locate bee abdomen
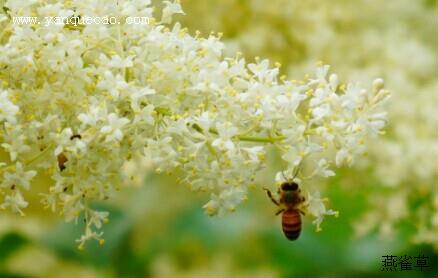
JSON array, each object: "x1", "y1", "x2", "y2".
[{"x1": 282, "y1": 209, "x2": 301, "y2": 241}]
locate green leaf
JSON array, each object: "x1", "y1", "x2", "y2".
[{"x1": 0, "y1": 232, "x2": 29, "y2": 262}]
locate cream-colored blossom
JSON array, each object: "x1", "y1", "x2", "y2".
[
  {"x1": 0, "y1": 90, "x2": 19, "y2": 124},
  {"x1": 0, "y1": 0, "x2": 388, "y2": 246}
]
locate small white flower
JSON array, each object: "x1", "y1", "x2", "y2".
[
  {"x1": 130, "y1": 87, "x2": 156, "y2": 112},
  {"x1": 248, "y1": 59, "x2": 278, "y2": 82},
  {"x1": 203, "y1": 187, "x2": 247, "y2": 216},
  {"x1": 161, "y1": 0, "x2": 185, "y2": 24},
  {"x1": 0, "y1": 90, "x2": 19, "y2": 124},
  {"x1": 212, "y1": 122, "x2": 239, "y2": 151},
  {"x1": 88, "y1": 210, "x2": 109, "y2": 229},
  {"x1": 76, "y1": 226, "x2": 104, "y2": 250},
  {"x1": 78, "y1": 106, "x2": 103, "y2": 127},
  {"x1": 97, "y1": 71, "x2": 129, "y2": 99},
  {"x1": 59, "y1": 193, "x2": 84, "y2": 223},
  {"x1": 136, "y1": 104, "x2": 155, "y2": 125},
  {"x1": 1, "y1": 124, "x2": 31, "y2": 161},
  {"x1": 100, "y1": 113, "x2": 130, "y2": 142},
  {"x1": 1, "y1": 190, "x2": 28, "y2": 216},
  {"x1": 312, "y1": 103, "x2": 331, "y2": 122},
  {"x1": 100, "y1": 54, "x2": 134, "y2": 69},
  {"x1": 307, "y1": 191, "x2": 338, "y2": 232},
  {"x1": 314, "y1": 159, "x2": 335, "y2": 177},
  {"x1": 2, "y1": 162, "x2": 36, "y2": 190},
  {"x1": 276, "y1": 93, "x2": 306, "y2": 112},
  {"x1": 243, "y1": 146, "x2": 265, "y2": 164},
  {"x1": 340, "y1": 83, "x2": 366, "y2": 110}
]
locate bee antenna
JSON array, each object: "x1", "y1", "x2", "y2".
[
  {"x1": 281, "y1": 171, "x2": 288, "y2": 182},
  {"x1": 292, "y1": 162, "x2": 302, "y2": 180}
]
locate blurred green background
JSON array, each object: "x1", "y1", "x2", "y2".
[{"x1": 1, "y1": 0, "x2": 438, "y2": 277}]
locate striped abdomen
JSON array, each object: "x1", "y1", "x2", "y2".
[{"x1": 282, "y1": 209, "x2": 301, "y2": 240}]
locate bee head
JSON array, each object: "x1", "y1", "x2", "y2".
[{"x1": 281, "y1": 182, "x2": 299, "y2": 191}]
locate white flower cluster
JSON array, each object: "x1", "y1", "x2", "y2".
[
  {"x1": 0, "y1": 0, "x2": 388, "y2": 246},
  {"x1": 181, "y1": 0, "x2": 437, "y2": 246}
]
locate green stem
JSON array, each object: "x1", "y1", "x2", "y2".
[
  {"x1": 0, "y1": 144, "x2": 53, "y2": 175},
  {"x1": 26, "y1": 144, "x2": 53, "y2": 166},
  {"x1": 191, "y1": 124, "x2": 286, "y2": 143},
  {"x1": 236, "y1": 134, "x2": 286, "y2": 143}
]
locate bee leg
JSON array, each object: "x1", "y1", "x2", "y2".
[
  {"x1": 275, "y1": 208, "x2": 285, "y2": 216},
  {"x1": 263, "y1": 187, "x2": 280, "y2": 206},
  {"x1": 299, "y1": 209, "x2": 306, "y2": 216}
]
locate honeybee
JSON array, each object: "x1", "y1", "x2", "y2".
[{"x1": 264, "y1": 172, "x2": 306, "y2": 241}]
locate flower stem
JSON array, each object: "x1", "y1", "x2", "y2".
[
  {"x1": 191, "y1": 124, "x2": 286, "y2": 143},
  {"x1": 0, "y1": 144, "x2": 53, "y2": 175},
  {"x1": 235, "y1": 134, "x2": 286, "y2": 143}
]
